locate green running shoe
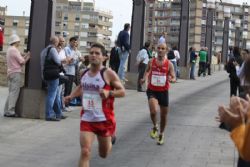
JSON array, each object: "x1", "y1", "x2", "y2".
[
  {"x1": 150, "y1": 126, "x2": 158, "y2": 139},
  {"x1": 157, "y1": 134, "x2": 164, "y2": 145}
]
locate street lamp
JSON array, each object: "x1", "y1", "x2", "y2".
[
  {"x1": 205, "y1": 0, "x2": 215, "y2": 75},
  {"x1": 221, "y1": 7, "x2": 230, "y2": 64},
  {"x1": 235, "y1": 19, "x2": 241, "y2": 47},
  {"x1": 243, "y1": 31, "x2": 248, "y2": 49}
]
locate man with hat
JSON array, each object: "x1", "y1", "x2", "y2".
[{"x1": 4, "y1": 34, "x2": 30, "y2": 117}]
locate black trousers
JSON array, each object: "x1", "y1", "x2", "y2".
[
  {"x1": 64, "y1": 75, "x2": 75, "y2": 107},
  {"x1": 137, "y1": 63, "x2": 147, "y2": 91},
  {"x1": 238, "y1": 157, "x2": 250, "y2": 167},
  {"x1": 198, "y1": 62, "x2": 206, "y2": 76},
  {"x1": 230, "y1": 78, "x2": 241, "y2": 96}
]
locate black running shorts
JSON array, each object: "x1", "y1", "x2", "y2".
[{"x1": 146, "y1": 89, "x2": 169, "y2": 107}]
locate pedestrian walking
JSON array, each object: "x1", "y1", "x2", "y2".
[
  {"x1": 4, "y1": 34, "x2": 30, "y2": 117},
  {"x1": 64, "y1": 43, "x2": 125, "y2": 167},
  {"x1": 117, "y1": 23, "x2": 130, "y2": 84},
  {"x1": 168, "y1": 46, "x2": 180, "y2": 80},
  {"x1": 136, "y1": 41, "x2": 150, "y2": 92},
  {"x1": 141, "y1": 42, "x2": 176, "y2": 145}
]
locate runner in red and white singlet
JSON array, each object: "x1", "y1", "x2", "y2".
[
  {"x1": 141, "y1": 42, "x2": 175, "y2": 145},
  {"x1": 64, "y1": 43, "x2": 125, "y2": 167}
]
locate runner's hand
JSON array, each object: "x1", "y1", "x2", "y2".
[
  {"x1": 64, "y1": 96, "x2": 72, "y2": 105},
  {"x1": 140, "y1": 78, "x2": 145, "y2": 85},
  {"x1": 99, "y1": 89, "x2": 109, "y2": 99}
]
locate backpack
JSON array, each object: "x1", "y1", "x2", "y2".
[{"x1": 167, "y1": 50, "x2": 175, "y2": 60}]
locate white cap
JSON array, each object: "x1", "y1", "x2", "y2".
[{"x1": 9, "y1": 34, "x2": 21, "y2": 45}]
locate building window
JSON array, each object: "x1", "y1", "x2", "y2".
[
  {"x1": 25, "y1": 29, "x2": 29, "y2": 36},
  {"x1": 13, "y1": 19, "x2": 18, "y2": 27},
  {"x1": 55, "y1": 31, "x2": 61, "y2": 35},
  {"x1": 75, "y1": 17, "x2": 80, "y2": 21},
  {"x1": 56, "y1": 21, "x2": 61, "y2": 27},
  {"x1": 24, "y1": 38, "x2": 28, "y2": 44},
  {"x1": 64, "y1": 16, "x2": 68, "y2": 20}
]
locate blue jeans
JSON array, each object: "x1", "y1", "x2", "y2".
[
  {"x1": 170, "y1": 60, "x2": 177, "y2": 78},
  {"x1": 46, "y1": 79, "x2": 62, "y2": 119},
  {"x1": 118, "y1": 48, "x2": 129, "y2": 80},
  {"x1": 190, "y1": 62, "x2": 196, "y2": 79}
]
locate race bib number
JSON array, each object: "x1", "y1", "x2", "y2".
[
  {"x1": 82, "y1": 93, "x2": 103, "y2": 115},
  {"x1": 151, "y1": 75, "x2": 166, "y2": 86}
]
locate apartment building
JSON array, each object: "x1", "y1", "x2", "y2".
[
  {"x1": 3, "y1": 14, "x2": 29, "y2": 52},
  {"x1": 55, "y1": 0, "x2": 113, "y2": 54},
  {"x1": 145, "y1": 0, "x2": 250, "y2": 52}
]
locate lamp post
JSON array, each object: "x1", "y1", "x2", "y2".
[
  {"x1": 242, "y1": 31, "x2": 248, "y2": 49},
  {"x1": 235, "y1": 19, "x2": 241, "y2": 48},
  {"x1": 178, "y1": 0, "x2": 190, "y2": 79},
  {"x1": 205, "y1": 0, "x2": 215, "y2": 75},
  {"x1": 221, "y1": 7, "x2": 230, "y2": 64}
]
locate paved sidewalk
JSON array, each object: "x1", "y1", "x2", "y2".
[{"x1": 0, "y1": 71, "x2": 237, "y2": 167}]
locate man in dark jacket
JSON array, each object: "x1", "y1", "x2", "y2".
[
  {"x1": 109, "y1": 41, "x2": 120, "y2": 73},
  {"x1": 117, "y1": 23, "x2": 130, "y2": 83}
]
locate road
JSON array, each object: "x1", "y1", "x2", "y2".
[{"x1": 0, "y1": 71, "x2": 237, "y2": 167}]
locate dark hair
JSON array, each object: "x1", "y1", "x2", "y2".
[
  {"x1": 172, "y1": 46, "x2": 178, "y2": 50},
  {"x1": 233, "y1": 46, "x2": 241, "y2": 57},
  {"x1": 90, "y1": 43, "x2": 106, "y2": 55},
  {"x1": 144, "y1": 41, "x2": 150, "y2": 48},
  {"x1": 124, "y1": 23, "x2": 130, "y2": 31},
  {"x1": 69, "y1": 36, "x2": 78, "y2": 42}
]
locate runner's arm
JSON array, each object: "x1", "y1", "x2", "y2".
[
  {"x1": 168, "y1": 61, "x2": 176, "y2": 82},
  {"x1": 64, "y1": 85, "x2": 82, "y2": 104},
  {"x1": 109, "y1": 69, "x2": 125, "y2": 98},
  {"x1": 141, "y1": 59, "x2": 152, "y2": 83},
  {"x1": 100, "y1": 69, "x2": 125, "y2": 99}
]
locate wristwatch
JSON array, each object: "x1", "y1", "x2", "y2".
[{"x1": 109, "y1": 90, "x2": 114, "y2": 97}]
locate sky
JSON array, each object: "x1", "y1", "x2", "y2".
[{"x1": 0, "y1": 0, "x2": 248, "y2": 40}]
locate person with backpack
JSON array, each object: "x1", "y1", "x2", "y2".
[
  {"x1": 40, "y1": 36, "x2": 66, "y2": 121},
  {"x1": 136, "y1": 41, "x2": 151, "y2": 92},
  {"x1": 168, "y1": 46, "x2": 180, "y2": 80}
]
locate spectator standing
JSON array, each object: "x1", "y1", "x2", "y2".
[
  {"x1": 40, "y1": 36, "x2": 65, "y2": 121},
  {"x1": 4, "y1": 34, "x2": 30, "y2": 117},
  {"x1": 198, "y1": 47, "x2": 208, "y2": 77},
  {"x1": 158, "y1": 32, "x2": 167, "y2": 45},
  {"x1": 189, "y1": 46, "x2": 197, "y2": 80},
  {"x1": 226, "y1": 46, "x2": 243, "y2": 96},
  {"x1": 136, "y1": 41, "x2": 150, "y2": 92},
  {"x1": 109, "y1": 41, "x2": 120, "y2": 73},
  {"x1": 64, "y1": 36, "x2": 79, "y2": 110},
  {"x1": 117, "y1": 23, "x2": 131, "y2": 84}
]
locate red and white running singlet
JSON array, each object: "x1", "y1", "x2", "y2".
[
  {"x1": 148, "y1": 58, "x2": 170, "y2": 91},
  {"x1": 80, "y1": 69, "x2": 115, "y2": 122}
]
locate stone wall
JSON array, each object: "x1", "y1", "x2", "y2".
[
  {"x1": 0, "y1": 52, "x2": 25, "y2": 87},
  {"x1": 0, "y1": 53, "x2": 7, "y2": 86}
]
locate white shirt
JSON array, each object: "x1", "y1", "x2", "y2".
[
  {"x1": 137, "y1": 49, "x2": 149, "y2": 65},
  {"x1": 158, "y1": 36, "x2": 166, "y2": 45},
  {"x1": 171, "y1": 50, "x2": 180, "y2": 62}
]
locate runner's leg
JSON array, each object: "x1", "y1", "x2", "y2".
[
  {"x1": 79, "y1": 131, "x2": 95, "y2": 167},
  {"x1": 148, "y1": 98, "x2": 159, "y2": 127},
  {"x1": 97, "y1": 136, "x2": 112, "y2": 158},
  {"x1": 159, "y1": 106, "x2": 169, "y2": 134}
]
